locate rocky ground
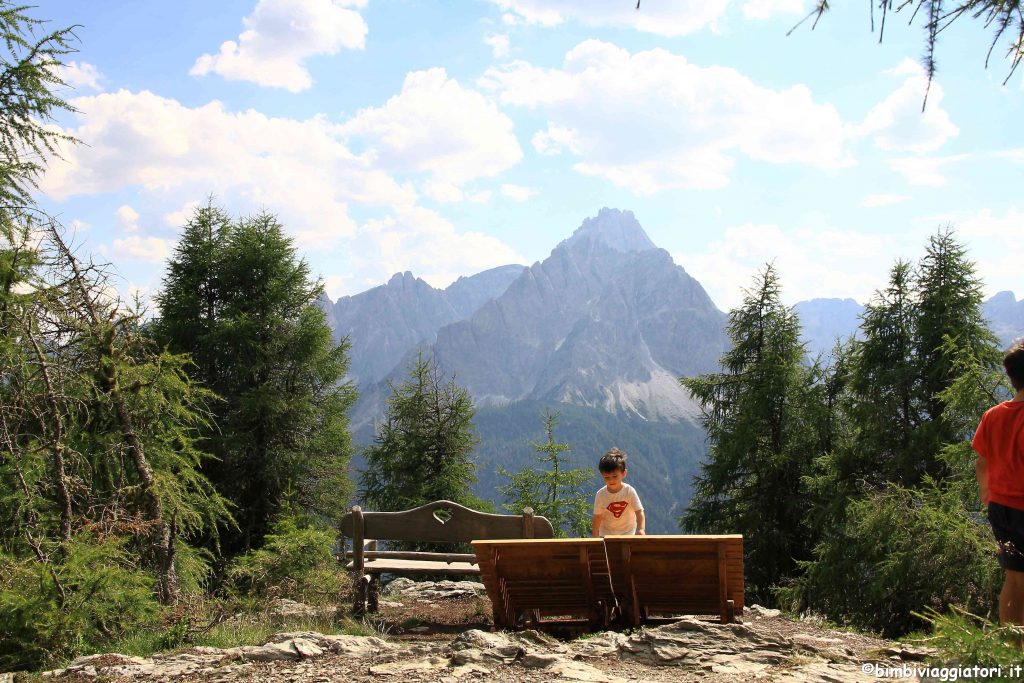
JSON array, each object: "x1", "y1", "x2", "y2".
[{"x1": 16, "y1": 580, "x2": 937, "y2": 683}]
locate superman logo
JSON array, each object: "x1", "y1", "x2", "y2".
[{"x1": 606, "y1": 501, "x2": 628, "y2": 518}]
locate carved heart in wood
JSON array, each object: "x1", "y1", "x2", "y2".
[{"x1": 433, "y1": 507, "x2": 453, "y2": 524}]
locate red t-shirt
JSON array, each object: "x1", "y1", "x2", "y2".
[{"x1": 973, "y1": 400, "x2": 1024, "y2": 511}]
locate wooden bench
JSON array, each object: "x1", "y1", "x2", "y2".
[
  {"x1": 473, "y1": 538, "x2": 617, "y2": 630},
  {"x1": 604, "y1": 534, "x2": 744, "y2": 626},
  {"x1": 339, "y1": 500, "x2": 554, "y2": 613}
]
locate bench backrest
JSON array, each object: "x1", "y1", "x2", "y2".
[
  {"x1": 340, "y1": 499, "x2": 555, "y2": 545},
  {"x1": 604, "y1": 534, "x2": 744, "y2": 623}
]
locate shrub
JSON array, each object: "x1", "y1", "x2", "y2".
[
  {"x1": 781, "y1": 482, "x2": 1001, "y2": 637},
  {"x1": 225, "y1": 514, "x2": 349, "y2": 606},
  {"x1": 0, "y1": 535, "x2": 162, "y2": 672}
]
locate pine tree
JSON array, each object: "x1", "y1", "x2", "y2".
[
  {"x1": 789, "y1": 230, "x2": 1005, "y2": 634},
  {"x1": 153, "y1": 207, "x2": 356, "y2": 553},
  {"x1": 498, "y1": 410, "x2": 592, "y2": 537},
  {"x1": 360, "y1": 353, "x2": 484, "y2": 513},
  {"x1": 679, "y1": 265, "x2": 815, "y2": 601}
]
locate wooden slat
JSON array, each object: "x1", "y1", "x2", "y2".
[
  {"x1": 604, "y1": 535, "x2": 744, "y2": 625},
  {"x1": 350, "y1": 558, "x2": 480, "y2": 575},
  {"x1": 472, "y1": 538, "x2": 614, "y2": 629}
]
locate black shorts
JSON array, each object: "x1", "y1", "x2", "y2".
[{"x1": 988, "y1": 501, "x2": 1024, "y2": 572}]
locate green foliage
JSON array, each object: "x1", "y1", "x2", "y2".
[
  {"x1": 0, "y1": 2, "x2": 78, "y2": 210},
  {"x1": 498, "y1": 410, "x2": 592, "y2": 537},
  {"x1": 225, "y1": 512, "x2": 348, "y2": 605},
  {"x1": 0, "y1": 535, "x2": 162, "y2": 672},
  {"x1": 794, "y1": 231, "x2": 1006, "y2": 635},
  {"x1": 782, "y1": 482, "x2": 1001, "y2": 637},
  {"x1": 680, "y1": 264, "x2": 818, "y2": 602},
  {"x1": 361, "y1": 353, "x2": 485, "y2": 513},
  {"x1": 919, "y1": 607, "x2": 1024, "y2": 674},
  {"x1": 153, "y1": 204, "x2": 357, "y2": 553}
]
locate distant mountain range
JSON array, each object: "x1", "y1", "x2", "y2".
[
  {"x1": 320, "y1": 208, "x2": 1023, "y2": 532},
  {"x1": 321, "y1": 208, "x2": 726, "y2": 532},
  {"x1": 792, "y1": 292, "x2": 1024, "y2": 357}
]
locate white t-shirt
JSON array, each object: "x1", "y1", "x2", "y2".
[{"x1": 593, "y1": 483, "x2": 643, "y2": 536}]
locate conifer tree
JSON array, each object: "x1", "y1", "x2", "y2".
[
  {"x1": 154, "y1": 207, "x2": 356, "y2": 553},
  {"x1": 499, "y1": 410, "x2": 591, "y2": 537},
  {"x1": 679, "y1": 265, "x2": 815, "y2": 601},
  {"x1": 360, "y1": 353, "x2": 484, "y2": 513},
  {"x1": 790, "y1": 230, "x2": 1005, "y2": 634}
]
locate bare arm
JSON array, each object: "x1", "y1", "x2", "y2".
[
  {"x1": 635, "y1": 510, "x2": 646, "y2": 535},
  {"x1": 592, "y1": 514, "x2": 602, "y2": 538}
]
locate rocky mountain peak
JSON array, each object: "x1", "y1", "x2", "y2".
[{"x1": 561, "y1": 207, "x2": 657, "y2": 254}]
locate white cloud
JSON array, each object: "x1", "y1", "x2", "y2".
[
  {"x1": 488, "y1": 0, "x2": 730, "y2": 36},
  {"x1": 69, "y1": 219, "x2": 90, "y2": 233},
  {"x1": 109, "y1": 236, "x2": 172, "y2": 263},
  {"x1": 500, "y1": 184, "x2": 536, "y2": 201},
  {"x1": 481, "y1": 40, "x2": 851, "y2": 193},
  {"x1": 532, "y1": 124, "x2": 581, "y2": 155},
  {"x1": 742, "y1": 0, "x2": 804, "y2": 20},
  {"x1": 40, "y1": 89, "x2": 416, "y2": 249},
  {"x1": 856, "y1": 59, "x2": 958, "y2": 153},
  {"x1": 355, "y1": 206, "x2": 524, "y2": 288},
  {"x1": 889, "y1": 154, "x2": 968, "y2": 186},
  {"x1": 190, "y1": 0, "x2": 367, "y2": 92},
  {"x1": 341, "y1": 67, "x2": 522, "y2": 187},
  {"x1": 860, "y1": 193, "x2": 910, "y2": 208},
  {"x1": 485, "y1": 33, "x2": 510, "y2": 59},
  {"x1": 678, "y1": 222, "x2": 921, "y2": 310},
  {"x1": 996, "y1": 148, "x2": 1024, "y2": 164},
  {"x1": 423, "y1": 180, "x2": 465, "y2": 203},
  {"x1": 56, "y1": 61, "x2": 104, "y2": 91},
  {"x1": 116, "y1": 204, "x2": 140, "y2": 232},
  {"x1": 164, "y1": 200, "x2": 201, "y2": 227}
]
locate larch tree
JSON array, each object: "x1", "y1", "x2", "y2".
[
  {"x1": 499, "y1": 410, "x2": 592, "y2": 537},
  {"x1": 360, "y1": 353, "x2": 484, "y2": 514},
  {"x1": 679, "y1": 264, "x2": 817, "y2": 602}
]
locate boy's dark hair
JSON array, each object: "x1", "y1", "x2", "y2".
[
  {"x1": 1005, "y1": 340, "x2": 1024, "y2": 392},
  {"x1": 599, "y1": 447, "x2": 628, "y2": 473}
]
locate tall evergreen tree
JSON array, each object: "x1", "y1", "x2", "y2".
[
  {"x1": 914, "y1": 229, "x2": 1001, "y2": 479},
  {"x1": 498, "y1": 410, "x2": 592, "y2": 537},
  {"x1": 791, "y1": 230, "x2": 1005, "y2": 634},
  {"x1": 154, "y1": 207, "x2": 356, "y2": 553},
  {"x1": 679, "y1": 265, "x2": 816, "y2": 602},
  {"x1": 360, "y1": 353, "x2": 483, "y2": 513}
]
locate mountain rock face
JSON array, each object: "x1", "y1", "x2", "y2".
[
  {"x1": 794, "y1": 298, "x2": 864, "y2": 357},
  {"x1": 445, "y1": 264, "x2": 528, "y2": 319},
  {"x1": 983, "y1": 291, "x2": 1024, "y2": 347},
  {"x1": 324, "y1": 265, "x2": 524, "y2": 385},
  {"x1": 343, "y1": 209, "x2": 727, "y2": 533},
  {"x1": 417, "y1": 208, "x2": 727, "y2": 423}
]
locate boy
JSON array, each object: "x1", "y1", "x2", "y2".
[
  {"x1": 592, "y1": 447, "x2": 645, "y2": 537},
  {"x1": 974, "y1": 339, "x2": 1024, "y2": 628}
]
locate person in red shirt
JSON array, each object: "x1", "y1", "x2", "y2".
[{"x1": 974, "y1": 340, "x2": 1024, "y2": 627}]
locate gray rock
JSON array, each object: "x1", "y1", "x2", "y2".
[{"x1": 748, "y1": 603, "x2": 782, "y2": 619}]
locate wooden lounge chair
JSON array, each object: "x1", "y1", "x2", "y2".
[
  {"x1": 604, "y1": 534, "x2": 743, "y2": 626},
  {"x1": 472, "y1": 538, "x2": 617, "y2": 630}
]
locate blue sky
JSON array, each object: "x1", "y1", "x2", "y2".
[{"x1": 34, "y1": 0, "x2": 1023, "y2": 310}]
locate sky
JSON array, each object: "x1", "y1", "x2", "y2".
[{"x1": 32, "y1": 0, "x2": 1024, "y2": 311}]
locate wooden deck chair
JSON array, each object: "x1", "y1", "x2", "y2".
[
  {"x1": 472, "y1": 538, "x2": 617, "y2": 630},
  {"x1": 604, "y1": 535, "x2": 743, "y2": 626}
]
